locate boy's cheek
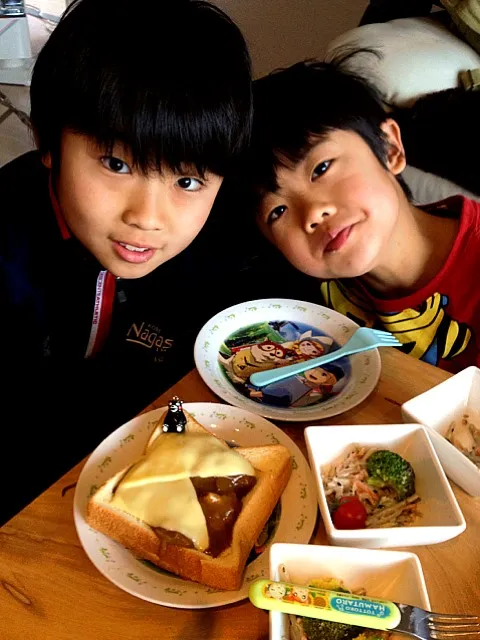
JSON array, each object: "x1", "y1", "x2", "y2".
[{"x1": 256, "y1": 218, "x2": 272, "y2": 240}]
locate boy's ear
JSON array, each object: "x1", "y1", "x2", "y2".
[
  {"x1": 32, "y1": 130, "x2": 51, "y2": 169},
  {"x1": 41, "y1": 152, "x2": 52, "y2": 169},
  {"x1": 380, "y1": 118, "x2": 406, "y2": 175}
]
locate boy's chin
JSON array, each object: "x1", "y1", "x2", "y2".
[
  {"x1": 114, "y1": 267, "x2": 159, "y2": 280},
  {"x1": 106, "y1": 259, "x2": 164, "y2": 280},
  {"x1": 320, "y1": 252, "x2": 379, "y2": 281},
  {"x1": 295, "y1": 260, "x2": 368, "y2": 280}
]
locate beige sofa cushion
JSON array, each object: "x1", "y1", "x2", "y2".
[
  {"x1": 326, "y1": 17, "x2": 480, "y2": 107},
  {"x1": 403, "y1": 165, "x2": 480, "y2": 205}
]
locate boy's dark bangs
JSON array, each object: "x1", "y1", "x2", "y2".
[
  {"x1": 63, "y1": 51, "x2": 249, "y2": 176},
  {"x1": 273, "y1": 129, "x2": 332, "y2": 174},
  {"x1": 30, "y1": 0, "x2": 252, "y2": 177},
  {"x1": 65, "y1": 65, "x2": 247, "y2": 177},
  {"x1": 253, "y1": 134, "x2": 326, "y2": 195}
]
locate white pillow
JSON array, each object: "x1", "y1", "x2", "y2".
[
  {"x1": 325, "y1": 17, "x2": 480, "y2": 107},
  {"x1": 402, "y1": 165, "x2": 480, "y2": 205}
]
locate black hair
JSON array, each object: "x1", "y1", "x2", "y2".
[
  {"x1": 30, "y1": 0, "x2": 252, "y2": 177},
  {"x1": 249, "y1": 55, "x2": 411, "y2": 199}
]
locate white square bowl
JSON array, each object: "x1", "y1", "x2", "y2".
[
  {"x1": 305, "y1": 423, "x2": 466, "y2": 548},
  {"x1": 269, "y1": 542, "x2": 430, "y2": 640},
  {"x1": 402, "y1": 365, "x2": 480, "y2": 496}
]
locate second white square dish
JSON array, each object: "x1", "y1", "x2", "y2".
[{"x1": 402, "y1": 366, "x2": 480, "y2": 496}]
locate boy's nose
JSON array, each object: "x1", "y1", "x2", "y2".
[
  {"x1": 302, "y1": 201, "x2": 336, "y2": 234},
  {"x1": 122, "y1": 184, "x2": 166, "y2": 231}
]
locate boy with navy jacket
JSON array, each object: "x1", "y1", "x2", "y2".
[{"x1": 1, "y1": 0, "x2": 256, "y2": 522}]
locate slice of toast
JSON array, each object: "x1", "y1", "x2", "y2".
[{"x1": 86, "y1": 409, "x2": 292, "y2": 591}]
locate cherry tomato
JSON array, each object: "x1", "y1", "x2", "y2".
[{"x1": 332, "y1": 496, "x2": 367, "y2": 529}]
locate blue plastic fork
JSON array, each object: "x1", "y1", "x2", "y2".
[{"x1": 249, "y1": 327, "x2": 401, "y2": 388}]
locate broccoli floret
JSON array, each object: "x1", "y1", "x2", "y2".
[
  {"x1": 366, "y1": 450, "x2": 415, "y2": 500},
  {"x1": 302, "y1": 618, "x2": 360, "y2": 640}
]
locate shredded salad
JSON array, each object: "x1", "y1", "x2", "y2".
[
  {"x1": 322, "y1": 446, "x2": 421, "y2": 529},
  {"x1": 446, "y1": 413, "x2": 480, "y2": 468}
]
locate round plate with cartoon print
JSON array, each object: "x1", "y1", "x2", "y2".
[
  {"x1": 74, "y1": 403, "x2": 317, "y2": 608},
  {"x1": 194, "y1": 299, "x2": 381, "y2": 421}
]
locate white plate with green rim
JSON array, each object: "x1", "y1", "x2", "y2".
[
  {"x1": 194, "y1": 299, "x2": 381, "y2": 422},
  {"x1": 74, "y1": 402, "x2": 317, "y2": 608}
]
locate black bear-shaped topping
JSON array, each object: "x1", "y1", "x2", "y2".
[{"x1": 162, "y1": 396, "x2": 187, "y2": 433}]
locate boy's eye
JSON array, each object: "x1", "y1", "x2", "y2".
[
  {"x1": 101, "y1": 156, "x2": 131, "y2": 174},
  {"x1": 267, "y1": 205, "x2": 287, "y2": 224},
  {"x1": 176, "y1": 177, "x2": 203, "y2": 192},
  {"x1": 311, "y1": 160, "x2": 331, "y2": 180}
]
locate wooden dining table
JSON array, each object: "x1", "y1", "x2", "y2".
[{"x1": 1, "y1": 348, "x2": 479, "y2": 640}]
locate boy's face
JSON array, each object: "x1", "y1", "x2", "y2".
[
  {"x1": 45, "y1": 133, "x2": 223, "y2": 278},
  {"x1": 257, "y1": 122, "x2": 407, "y2": 281}
]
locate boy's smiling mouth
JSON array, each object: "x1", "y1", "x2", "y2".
[
  {"x1": 113, "y1": 240, "x2": 157, "y2": 264},
  {"x1": 119, "y1": 242, "x2": 149, "y2": 253},
  {"x1": 324, "y1": 224, "x2": 354, "y2": 253}
]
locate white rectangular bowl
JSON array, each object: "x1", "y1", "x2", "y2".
[
  {"x1": 305, "y1": 423, "x2": 465, "y2": 548},
  {"x1": 402, "y1": 365, "x2": 480, "y2": 496},
  {"x1": 269, "y1": 542, "x2": 430, "y2": 640}
]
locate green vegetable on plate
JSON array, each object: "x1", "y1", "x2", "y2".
[{"x1": 366, "y1": 450, "x2": 415, "y2": 501}]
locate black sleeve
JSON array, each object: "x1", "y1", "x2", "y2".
[{"x1": 0, "y1": 154, "x2": 131, "y2": 523}]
